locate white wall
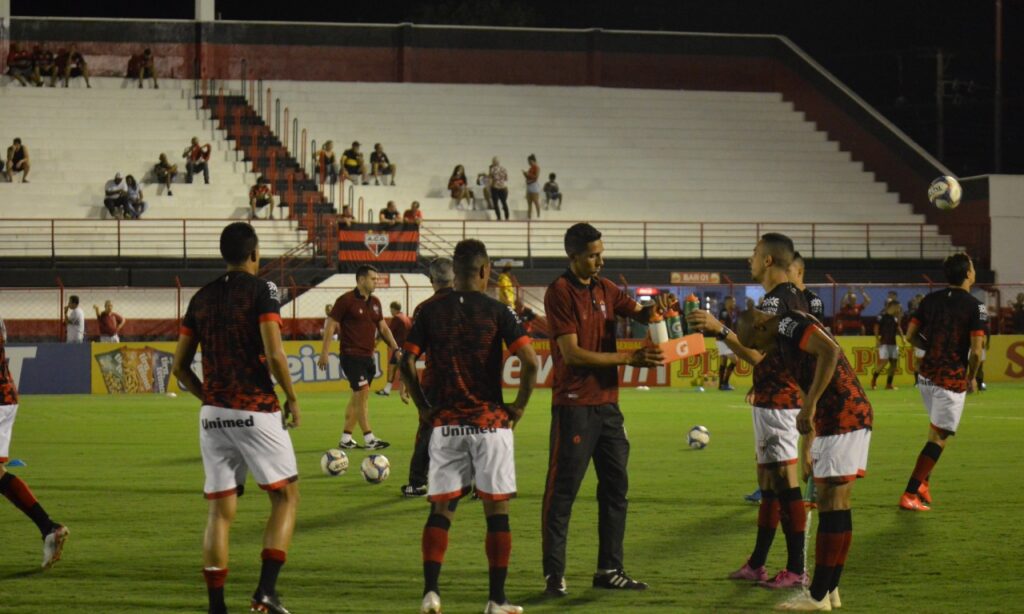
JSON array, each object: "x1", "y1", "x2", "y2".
[{"x1": 988, "y1": 175, "x2": 1024, "y2": 283}]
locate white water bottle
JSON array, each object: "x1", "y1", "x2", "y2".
[{"x1": 648, "y1": 311, "x2": 669, "y2": 344}]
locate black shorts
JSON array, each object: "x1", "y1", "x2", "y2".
[
  {"x1": 388, "y1": 348, "x2": 401, "y2": 365},
  {"x1": 340, "y1": 355, "x2": 375, "y2": 391},
  {"x1": 376, "y1": 165, "x2": 393, "y2": 175}
]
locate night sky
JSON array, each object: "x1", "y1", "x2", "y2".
[{"x1": 12, "y1": 0, "x2": 1023, "y2": 175}]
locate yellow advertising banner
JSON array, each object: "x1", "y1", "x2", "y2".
[{"x1": 669, "y1": 335, "x2": 1024, "y2": 388}]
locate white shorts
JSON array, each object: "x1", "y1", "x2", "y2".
[
  {"x1": 878, "y1": 345, "x2": 898, "y2": 360},
  {"x1": 918, "y1": 377, "x2": 966, "y2": 434},
  {"x1": 811, "y1": 428, "x2": 871, "y2": 483},
  {"x1": 526, "y1": 182, "x2": 541, "y2": 195},
  {"x1": 100, "y1": 335, "x2": 120, "y2": 343},
  {"x1": 716, "y1": 340, "x2": 735, "y2": 357},
  {"x1": 0, "y1": 404, "x2": 17, "y2": 463},
  {"x1": 752, "y1": 407, "x2": 800, "y2": 467},
  {"x1": 427, "y1": 425, "x2": 516, "y2": 502},
  {"x1": 199, "y1": 405, "x2": 298, "y2": 499}
]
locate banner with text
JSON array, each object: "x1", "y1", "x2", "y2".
[{"x1": 338, "y1": 223, "x2": 419, "y2": 263}]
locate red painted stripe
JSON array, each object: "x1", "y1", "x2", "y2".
[
  {"x1": 259, "y1": 313, "x2": 282, "y2": 326},
  {"x1": 403, "y1": 342, "x2": 422, "y2": 357},
  {"x1": 540, "y1": 410, "x2": 561, "y2": 551}
]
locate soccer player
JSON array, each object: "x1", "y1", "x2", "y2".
[
  {"x1": 400, "y1": 257, "x2": 454, "y2": 498},
  {"x1": 0, "y1": 318, "x2": 69, "y2": 568},
  {"x1": 717, "y1": 295, "x2": 738, "y2": 391},
  {"x1": 171, "y1": 222, "x2": 300, "y2": 614},
  {"x1": 376, "y1": 301, "x2": 412, "y2": 398},
  {"x1": 735, "y1": 308, "x2": 872, "y2": 611},
  {"x1": 399, "y1": 240, "x2": 538, "y2": 614},
  {"x1": 688, "y1": 233, "x2": 810, "y2": 589},
  {"x1": 93, "y1": 300, "x2": 127, "y2": 343},
  {"x1": 790, "y1": 252, "x2": 825, "y2": 322},
  {"x1": 899, "y1": 253, "x2": 987, "y2": 512},
  {"x1": 870, "y1": 301, "x2": 905, "y2": 390},
  {"x1": 318, "y1": 265, "x2": 400, "y2": 450},
  {"x1": 64, "y1": 295, "x2": 84, "y2": 343},
  {"x1": 541, "y1": 222, "x2": 670, "y2": 596}
]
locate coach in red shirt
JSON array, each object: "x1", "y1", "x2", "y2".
[
  {"x1": 541, "y1": 222, "x2": 671, "y2": 596},
  {"x1": 318, "y1": 265, "x2": 400, "y2": 451},
  {"x1": 93, "y1": 300, "x2": 126, "y2": 342}
]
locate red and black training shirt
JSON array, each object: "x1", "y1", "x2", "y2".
[
  {"x1": 329, "y1": 289, "x2": 383, "y2": 357},
  {"x1": 753, "y1": 282, "x2": 808, "y2": 409},
  {"x1": 911, "y1": 287, "x2": 988, "y2": 393}
]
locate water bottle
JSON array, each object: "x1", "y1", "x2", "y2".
[
  {"x1": 682, "y1": 294, "x2": 700, "y2": 334},
  {"x1": 665, "y1": 306, "x2": 683, "y2": 339},
  {"x1": 648, "y1": 310, "x2": 669, "y2": 344}
]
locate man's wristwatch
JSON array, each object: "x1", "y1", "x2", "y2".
[{"x1": 716, "y1": 326, "x2": 732, "y2": 341}]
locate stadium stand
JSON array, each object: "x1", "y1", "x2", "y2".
[{"x1": 0, "y1": 77, "x2": 309, "y2": 257}]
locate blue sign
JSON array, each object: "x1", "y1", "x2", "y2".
[{"x1": 7, "y1": 343, "x2": 92, "y2": 394}]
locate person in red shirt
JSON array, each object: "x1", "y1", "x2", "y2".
[
  {"x1": 541, "y1": 222, "x2": 669, "y2": 596},
  {"x1": 835, "y1": 289, "x2": 871, "y2": 335},
  {"x1": 736, "y1": 308, "x2": 873, "y2": 612},
  {"x1": 400, "y1": 239, "x2": 538, "y2": 614},
  {"x1": 318, "y1": 265, "x2": 400, "y2": 450},
  {"x1": 0, "y1": 320, "x2": 70, "y2": 569},
  {"x1": 56, "y1": 44, "x2": 91, "y2": 88},
  {"x1": 376, "y1": 301, "x2": 412, "y2": 398},
  {"x1": 92, "y1": 300, "x2": 126, "y2": 342},
  {"x1": 403, "y1": 201, "x2": 423, "y2": 226},
  {"x1": 183, "y1": 137, "x2": 212, "y2": 185},
  {"x1": 128, "y1": 47, "x2": 158, "y2": 89},
  {"x1": 249, "y1": 176, "x2": 274, "y2": 220},
  {"x1": 523, "y1": 154, "x2": 541, "y2": 219},
  {"x1": 171, "y1": 222, "x2": 300, "y2": 614},
  {"x1": 6, "y1": 43, "x2": 40, "y2": 86}
]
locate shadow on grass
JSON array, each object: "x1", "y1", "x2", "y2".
[{"x1": 0, "y1": 567, "x2": 44, "y2": 581}]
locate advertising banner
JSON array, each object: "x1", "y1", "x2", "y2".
[{"x1": 7, "y1": 343, "x2": 92, "y2": 394}]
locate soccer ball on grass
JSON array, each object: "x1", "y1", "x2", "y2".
[
  {"x1": 320, "y1": 449, "x2": 349, "y2": 476},
  {"x1": 688, "y1": 425, "x2": 710, "y2": 449},
  {"x1": 361, "y1": 454, "x2": 391, "y2": 483}
]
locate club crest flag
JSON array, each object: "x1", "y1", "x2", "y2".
[{"x1": 339, "y1": 223, "x2": 419, "y2": 262}]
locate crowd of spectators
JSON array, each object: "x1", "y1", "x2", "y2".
[
  {"x1": 315, "y1": 141, "x2": 397, "y2": 186},
  {"x1": 6, "y1": 43, "x2": 92, "y2": 88},
  {"x1": 448, "y1": 155, "x2": 563, "y2": 220}
]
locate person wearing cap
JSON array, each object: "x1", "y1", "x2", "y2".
[{"x1": 103, "y1": 172, "x2": 129, "y2": 219}]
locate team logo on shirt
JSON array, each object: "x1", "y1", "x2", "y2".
[
  {"x1": 978, "y1": 304, "x2": 989, "y2": 320},
  {"x1": 760, "y1": 296, "x2": 781, "y2": 313},
  {"x1": 364, "y1": 232, "x2": 390, "y2": 257},
  {"x1": 266, "y1": 281, "x2": 280, "y2": 303},
  {"x1": 779, "y1": 317, "x2": 798, "y2": 338},
  {"x1": 372, "y1": 304, "x2": 380, "y2": 315}
]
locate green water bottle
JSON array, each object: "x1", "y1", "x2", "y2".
[{"x1": 682, "y1": 293, "x2": 700, "y2": 335}]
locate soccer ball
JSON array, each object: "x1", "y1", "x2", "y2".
[
  {"x1": 320, "y1": 449, "x2": 349, "y2": 476},
  {"x1": 688, "y1": 425, "x2": 710, "y2": 449},
  {"x1": 928, "y1": 175, "x2": 962, "y2": 210},
  {"x1": 360, "y1": 454, "x2": 391, "y2": 483}
]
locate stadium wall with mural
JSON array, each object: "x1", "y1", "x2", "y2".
[{"x1": 7, "y1": 338, "x2": 1024, "y2": 395}]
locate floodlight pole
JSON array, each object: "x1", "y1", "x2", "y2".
[
  {"x1": 935, "y1": 49, "x2": 945, "y2": 162},
  {"x1": 994, "y1": 0, "x2": 1003, "y2": 172}
]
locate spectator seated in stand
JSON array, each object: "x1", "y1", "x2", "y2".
[
  {"x1": 403, "y1": 201, "x2": 423, "y2": 226},
  {"x1": 1012, "y1": 293, "x2": 1024, "y2": 333},
  {"x1": 6, "y1": 43, "x2": 39, "y2": 87},
  {"x1": 339, "y1": 204, "x2": 355, "y2": 228},
  {"x1": 153, "y1": 153, "x2": 178, "y2": 195},
  {"x1": 379, "y1": 200, "x2": 400, "y2": 227},
  {"x1": 182, "y1": 137, "x2": 211, "y2": 184},
  {"x1": 836, "y1": 287, "x2": 872, "y2": 335},
  {"x1": 543, "y1": 172, "x2": 563, "y2": 209},
  {"x1": 5, "y1": 138, "x2": 31, "y2": 183},
  {"x1": 314, "y1": 140, "x2": 339, "y2": 184},
  {"x1": 342, "y1": 141, "x2": 368, "y2": 185},
  {"x1": 56, "y1": 44, "x2": 91, "y2": 88},
  {"x1": 249, "y1": 176, "x2": 274, "y2": 220},
  {"x1": 370, "y1": 142, "x2": 396, "y2": 186},
  {"x1": 32, "y1": 46, "x2": 59, "y2": 88},
  {"x1": 104, "y1": 172, "x2": 129, "y2": 219},
  {"x1": 128, "y1": 48, "x2": 159, "y2": 89},
  {"x1": 448, "y1": 165, "x2": 474, "y2": 210},
  {"x1": 125, "y1": 175, "x2": 147, "y2": 219}
]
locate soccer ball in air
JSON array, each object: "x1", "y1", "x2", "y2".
[
  {"x1": 928, "y1": 175, "x2": 962, "y2": 210},
  {"x1": 688, "y1": 425, "x2": 710, "y2": 449},
  {"x1": 320, "y1": 449, "x2": 349, "y2": 476},
  {"x1": 360, "y1": 454, "x2": 391, "y2": 483}
]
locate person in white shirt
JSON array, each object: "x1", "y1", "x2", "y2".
[
  {"x1": 104, "y1": 172, "x2": 128, "y2": 219},
  {"x1": 64, "y1": 295, "x2": 85, "y2": 343},
  {"x1": 125, "y1": 175, "x2": 147, "y2": 219}
]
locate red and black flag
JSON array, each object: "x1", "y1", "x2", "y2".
[{"x1": 339, "y1": 223, "x2": 419, "y2": 263}]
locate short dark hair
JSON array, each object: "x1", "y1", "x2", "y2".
[
  {"x1": 69, "y1": 295, "x2": 79, "y2": 305},
  {"x1": 564, "y1": 223, "x2": 602, "y2": 257},
  {"x1": 13, "y1": 138, "x2": 21, "y2": 145},
  {"x1": 389, "y1": 301, "x2": 401, "y2": 311},
  {"x1": 528, "y1": 154, "x2": 537, "y2": 162},
  {"x1": 943, "y1": 253, "x2": 972, "y2": 285},
  {"x1": 549, "y1": 172, "x2": 556, "y2": 180},
  {"x1": 356, "y1": 264, "x2": 377, "y2": 279},
  {"x1": 351, "y1": 141, "x2": 360, "y2": 148},
  {"x1": 219, "y1": 222, "x2": 259, "y2": 265},
  {"x1": 792, "y1": 251, "x2": 804, "y2": 265},
  {"x1": 760, "y1": 233, "x2": 795, "y2": 269},
  {"x1": 453, "y1": 239, "x2": 489, "y2": 278}
]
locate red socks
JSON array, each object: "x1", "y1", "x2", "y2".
[
  {"x1": 422, "y1": 514, "x2": 451, "y2": 595},
  {"x1": 486, "y1": 514, "x2": 512, "y2": 604},
  {"x1": 906, "y1": 441, "x2": 943, "y2": 494},
  {"x1": 0, "y1": 472, "x2": 39, "y2": 512}
]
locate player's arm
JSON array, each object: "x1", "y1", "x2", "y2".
[
  {"x1": 399, "y1": 349, "x2": 431, "y2": 419},
  {"x1": 508, "y1": 344, "x2": 538, "y2": 428},
  {"x1": 795, "y1": 327, "x2": 841, "y2": 435},
  {"x1": 318, "y1": 317, "x2": 338, "y2": 370},
  {"x1": 965, "y1": 334, "x2": 985, "y2": 393},
  {"x1": 555, "y1": 333, "x2": 662, "y2": 368},
  {"x1": 860, "y1": 289, "x2": 871, "y2": 307},
  {"x1": 171, "y1": 332, "x2": 203, "y2": 402},
  {"x1": 905, "y1": 319, "x2": 926, "y2": 350},
  {"x1": 260, "y1": 320, "x2": 300, "y2": 428},
  {"x1": 93, "y1": 304, "x2": 101, "y2": 318},
  {"x1": 686, "y1": 309, "x2": 764, "y2": 366},
  {"x1": 377, "y1": 319, "x2": 400, "y2": 352},
  {"x1": 873, "y1": 320, "x2": 880, "y2": 345}
]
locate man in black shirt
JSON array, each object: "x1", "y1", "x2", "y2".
[
  {"x1": 871, "y1": 301, "x2": 905, "y2": 390},
  {"x1": 379, "y1": 201, "x2": 401, "y2": 227},
  {"x1": 342, "y1": 141, "x2": 367, "y2": 184},
  {"x1": 370, "y1": 143, "x2": 396, "y2": 186}
]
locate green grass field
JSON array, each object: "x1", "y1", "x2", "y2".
[{"x1": 1, "y1": 385, "x2": 1021, "y2": 613}]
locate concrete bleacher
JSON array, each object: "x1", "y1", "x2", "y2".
[
  {"x1": 268, "y1": 81, "x2": 958, "y2": 258},
  {"x1": 0, "y1": 78, "x2": 307, "y2": 257}
]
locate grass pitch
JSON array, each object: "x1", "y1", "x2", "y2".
[{"x1": 1, "y1": 385, "x2": 1021, "y2": 613}]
